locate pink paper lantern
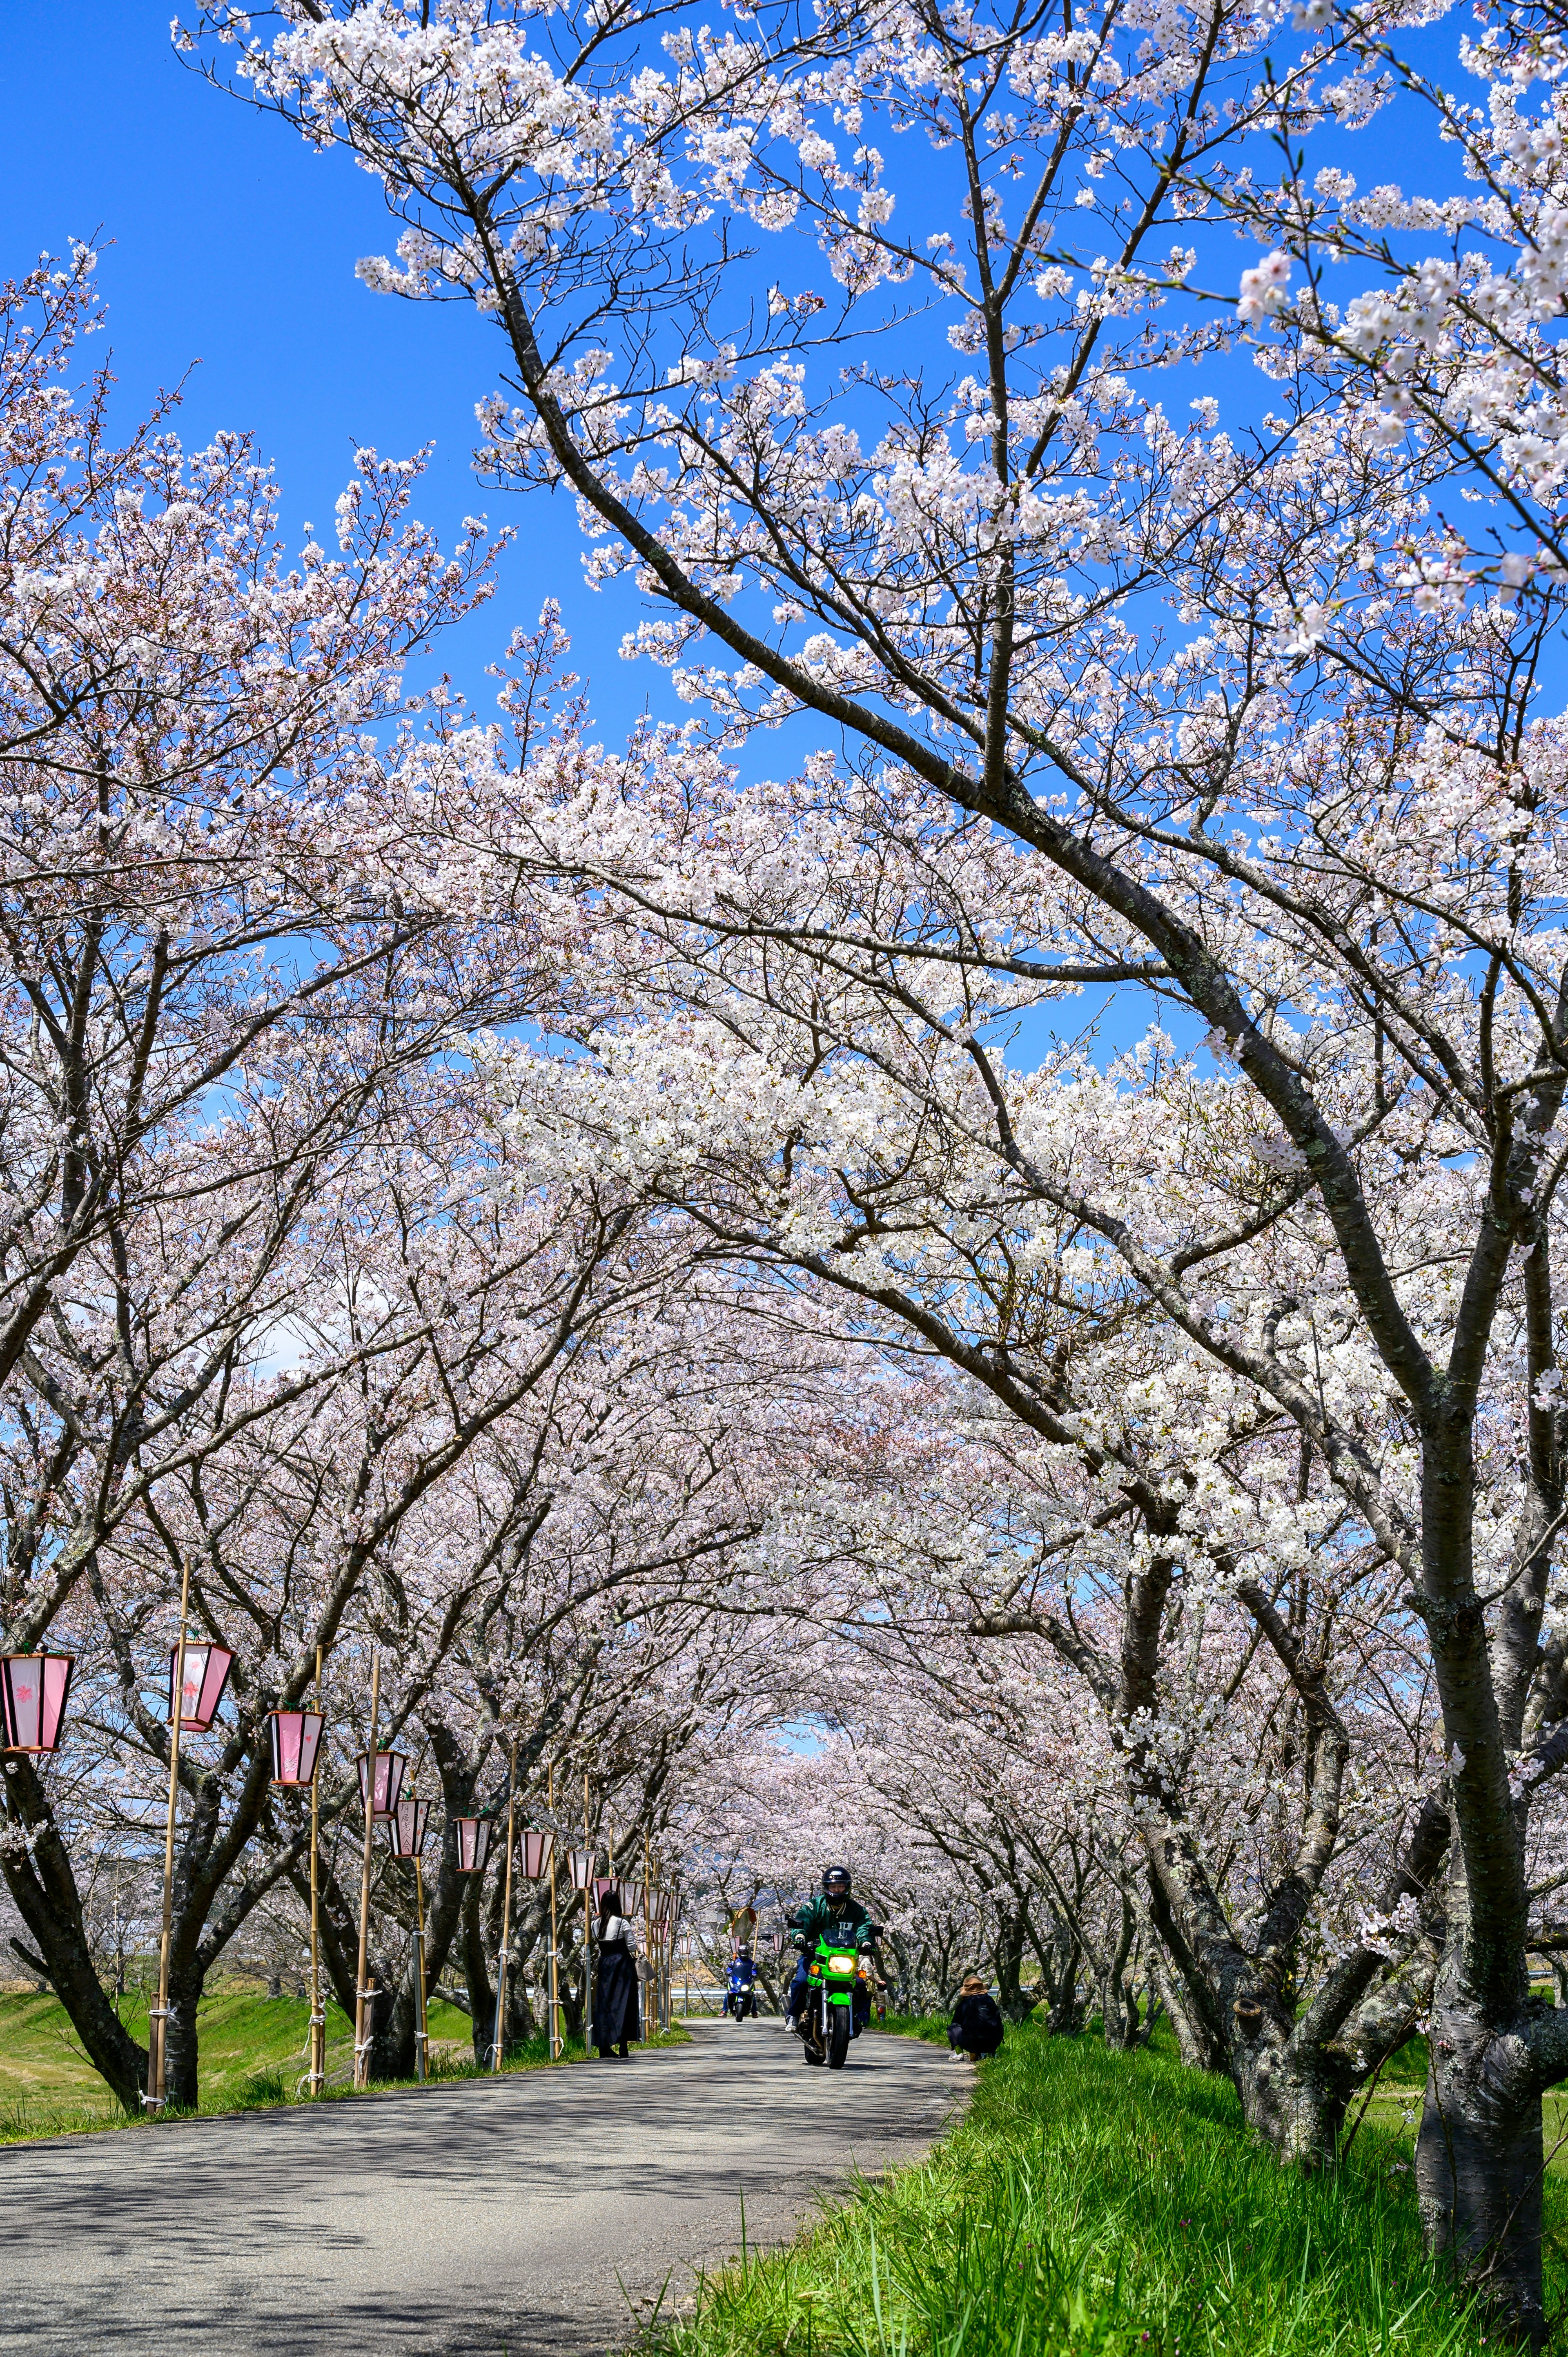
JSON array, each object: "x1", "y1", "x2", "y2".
[
  {"x1": 168, "y1": 1643, "x2": 234, "y2": 1733},
  {"x1": 595, "y1": 1876, "x2": 623, "y2": 1911},
  {"x1": 568, "y1": 1847, "x2": 593, "y2": 1892},
  {"x1": 454, "y1": 1816, "x2": 494, "y2": 1874},
  {"x1": 521, "y1": 1829, "x2": 554, "y2": 1879},
  {"x1": 387, "y1": 1796, "x2": 431, "y2": 1859},
  {"x1": 355, "y1": 1750, "x2": 407, "y2": 1819},
  {"x1": 267, "y1": 1709, "x2": 324, "y2": 1787},
  {"x1": 0, "y1": 1654, "x2": 73, "y2": 1753}
]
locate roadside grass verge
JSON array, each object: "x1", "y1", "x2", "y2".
[
  {"x1": 0, "y1": 1982, "x2": 688, "y2": 2143},
  {"x1": 651, "y1": 2023, "x2": 1568, "y2": 2356},
  {"x1": 877, "y1": 2012, "x2": 951, "y2": 2047}
]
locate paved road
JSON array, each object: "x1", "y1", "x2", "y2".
[{"x1": 0, "y1": 2022, "x2": 960, "y2": 2356}]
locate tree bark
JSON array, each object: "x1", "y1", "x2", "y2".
[
  {"x1": 1417, "y1": 1971, "x2": 1544, "y2": 2340},
  {"x1": 0, "y1": 1756, "x2": 147, "y2": 2114}
]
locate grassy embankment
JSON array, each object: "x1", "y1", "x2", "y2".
[
  {"x1": 0, "y1": 1978, "x2": 687, "y2": 2143},
  {"x1": 652, "y1": 2018, "x2": 1568, "y2": 2357}
]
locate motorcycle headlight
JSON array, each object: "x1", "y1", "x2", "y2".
[{"x1": 828, "y1": 1952, "x2": 857, "y2": 1974}]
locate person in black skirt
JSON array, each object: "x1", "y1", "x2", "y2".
[{"x1": 593, "y1": 1898, "x2": 641, "y2": 2058}]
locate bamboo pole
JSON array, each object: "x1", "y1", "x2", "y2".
[
  {"x1": 147, "y1": 1555, "x2": 192, "y2": 2114},
  {"x1": 583, "y1": 1772, "x2": 592, "y2": 2055},
  {"x1": 353, "y1": 1650, "x2": 380, "y2": 2089},
  {"x1": 643, "y1": 1828, "x2": 651, "y2": 2045},
  {"x1": 414, "y1": 1836, "x2": 428, "y2": 2085},
  {"x1": 309, "y1": 1646, "x2": 326, "y2": 2093},
  {"x1": 493, "y1": 1740, "x2": 519, "y2": 2074},
  {"x1": 548, "y1": 1762, "x2": 561, "y2": 2060}
]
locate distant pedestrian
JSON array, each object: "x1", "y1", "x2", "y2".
[
  {"x1": 593, "y1": 1899, "x2": 641, "y2": 2059},
  {"x1": 948, "y1": 1973, "x2": 1004, "y2": 2063}
]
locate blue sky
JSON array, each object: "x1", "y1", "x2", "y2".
[{"x1": 3, "y1": 1, "x2": 641, "y2": 726}]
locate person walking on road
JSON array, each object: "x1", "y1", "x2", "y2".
[{"x1": 593, "y1": 1896, "x2": 641, "y2": 2059}]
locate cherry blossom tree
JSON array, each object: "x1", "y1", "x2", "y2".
[
  {"x1": 18, "y1": 2, "x2": 1567, "y2": 2322},
  {"x1": 192, "y1": 0, "x2": 1568, "y2": 2314},
  {"x1": 0, "y1": 247, "x2": 515, "y2": 1406}
]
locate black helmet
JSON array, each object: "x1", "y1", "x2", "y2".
[{"x1": 822, "y1": 1864, "x2": 852, "y2": 1898}]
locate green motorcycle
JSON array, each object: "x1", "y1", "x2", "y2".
[{"x1": 798, "y1": 1930, "x2": 866, "y2": 2069}]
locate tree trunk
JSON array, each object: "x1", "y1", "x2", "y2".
[
  {"x1": 0, "y1": 1761, "x2": 147, "y2": 2114},
  {"x1": 993, "y1": 1911, "x2": 1033, "y2": 2022},
  {"x1": 463, "y1": 1885, "x2": 494, "y2": 2065},
  {"x1": 1229, "y1": 2004, "x2": 1350, "y2": 2167},
  {"x1": 1101, "y1": 1973, "x2": 1142, "y2": 2049},
  {"x1": 353, "y1": 1957, "x2": 414, "y2": 2081},
  {"x1": 1417, "y1": 1956, "x2": 1548, "y2": 2347},
  {"x1": 558, "y1": 1944, "x2": 586, "y2": 2041},
  {"x1": 1047, "y1": 1942, "x2": 1084, "y2": 2034},
  {"x1": 305, "y1": 1858, "x2": 411, "y2": 2080},
  {"x1": 1100, "y1": 1897, "x2": 1140, "y2": 2048},
  {"x1": 164, "y1": 1951, "x2": 204, "y2": 2113}
]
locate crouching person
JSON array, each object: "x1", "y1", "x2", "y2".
[{"x1": 947, "y1": 1973, "x2": 1004, "y2": 2063}]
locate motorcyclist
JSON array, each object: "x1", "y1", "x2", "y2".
[
  {"x1": 785, "y1": 1866, "x2": 880, "y2": 2034},
  {"x1": 724, "y1": 1942, "x2": 758, "y2": 2018}
]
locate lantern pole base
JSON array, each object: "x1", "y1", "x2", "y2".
[
  {"x1": 354, "y1": 1979, "x2": 376, "y2": 2089},
  {"x1": 414, "y1": 1925, "x2": 428, "y2": 2084}
]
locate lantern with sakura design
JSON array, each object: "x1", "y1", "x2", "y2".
[
  {"x1": 355, "y1": 1749, "x2": 407, "y2": 1819},
  {"x1": 0, "y1": 1654, "x2": 73, "y2": 1753},
  {"x1": 168, "y1": 1643, "x2": 234, "y2": 1733},
  {"x1": 267, "y1": 1709, "x2": 324, "y2": 1787}
]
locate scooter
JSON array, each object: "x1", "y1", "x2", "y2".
[{"x1": 722, "y1": 1945, "x2": 758, "y2": 2019}]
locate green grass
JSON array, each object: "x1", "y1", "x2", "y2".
[
  {"x1": 651, "y1": 2023, "x2": 1568, "y2": 2356},
  {"x1": 0, "y1": 1980, "x2": 688, "y2": 2142},
  {"x1": 877, "y1": 2012, "x2": 953, "y2": 2047}
]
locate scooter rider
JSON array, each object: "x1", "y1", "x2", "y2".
[
  {"x1": 785, "y1": 1866, "x2": 879, "y2": 2032},
  {"x1": 725, "y1": 1943, "x2": 758, "y2": 2018}
]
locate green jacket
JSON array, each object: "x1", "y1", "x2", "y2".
[{"x1": 791, "y1": 1894, "x2": 876, "y2": 1950}]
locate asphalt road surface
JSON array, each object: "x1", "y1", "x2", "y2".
[{"x1": 0, "y1": 2020, "x2": 960, "y2": 2356}]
